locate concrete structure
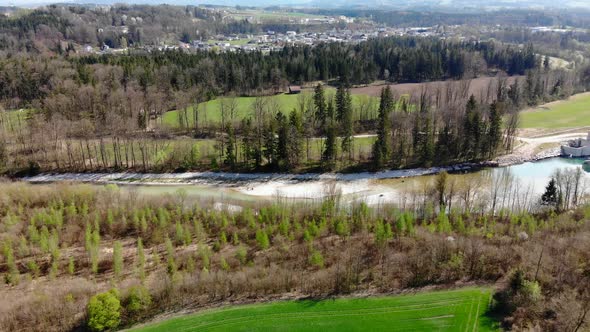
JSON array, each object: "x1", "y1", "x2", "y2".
[{"x1": 561, "y1": 132, "x2": 590, "y2": 157}]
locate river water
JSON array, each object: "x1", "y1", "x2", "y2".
[{"x1": 23, "y1": 157, "x2": 590, "y2": 206}]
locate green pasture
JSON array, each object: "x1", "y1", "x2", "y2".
[
  {"x1": 0, "y1": 109, "x2": 34, "y2": 132},
  {"x1": 164, "y1": 94, "x2": 303, "y2": 127},
  {"x1": 130, "y1": 287, "x2": 496, "y2": 332},
  {"x1": 162, "y1": 92, "x2": 381, "y2": 128},
  {"x1": 519, "y1": 93, "x2": 590, "y2": 128}
]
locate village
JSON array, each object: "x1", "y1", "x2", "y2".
[{"x1": 89, "y1": 25, "x2": 451, "y2": 54}]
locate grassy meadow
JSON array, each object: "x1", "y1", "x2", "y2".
[
  {"x1": 519, "y1": 92, "x2": 590, "y2": 128},
  {"x1": 164, "y1": 89, "x2": 590, "y2": 131},
  {"x1": 131, "y1": 288, "x2": 496, "y2": 332},
  {"x1": 0, "y1": 108, "x2": 33, "y2": 132},
  {"x1": 162, "y1": 91, "x2": 380, "y2": 128}
]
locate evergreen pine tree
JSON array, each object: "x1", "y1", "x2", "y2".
[
  {"x1": 487, "y1": 102, "x2": 503, "y2": 157},
  {"x1": 541, "y1": 178, "x2": 559, "y2": 209},
  {"x1": 225, "y1": 125, "x2": 237, "y2": 170},
  {"x1": 463, "y1": 95, "x2": 482, "y2": 161},
  {"x1": 322, "y1": 102, "x2": 337, "y2": 169},
  {"x1": 372, "y1": 86, "x2": 393, "y2": 169},
  {"x1": 336, "y1": 86, "x2": 354, "y2": 160},
  {"x1": 288, "y1": 110, "x2": 304, "y2": 168},
  {"x1": 314, "y1": 84, "x2": 327, "y2": 131},
  {"x1": 276, "y1": 112, "x2": 289, "y2": 169}
]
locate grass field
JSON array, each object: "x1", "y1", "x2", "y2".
[
  {"x1": 163, "y1": 94, "x2": 304, "y2": 127},
  {"x1": 130, "y1": 287, "x2": 497, "y2": 332},
  {"x1": 519, "y1": 92, "x2": 590, "y2": 128},
  {"x1": 163, "y1": 92, "x2": 380, "y2": 128},
  {"x1": 0, "y1": 109, "x2": 34, "y2": 132}
]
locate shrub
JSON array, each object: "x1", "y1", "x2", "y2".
[
  {"x1": 235, "y1": 245, "x2": 247, "y2": 264},
  {"x1": 136, "y1": 238, "x2": 146, "y2": 281},
  {"x1": 199, "y1": 245, "x2": 211, "y2": 270},
  {"x1": 219, "y1": 231, "x2": 227, "y2": 246},
  {"x1": 521, "y1": 280, "x2": 542, "y2": 304},
  {"x1": 255, "y1": 229, "x2": 270, "y2": 250},
  {"x1": 26, "y1": 259, "x2": 40, "y2": 278},
  {"x1": 68, "y1": 257, "x2": 75, "y2": 275},
  {"x1": 374, "y1": 219, "x2": 392, "y2": 247},
  {"x1": 113, "y1": 241, "x2": 123, "y2": 280},
  {"x1": 334, "y1": 219, "x2": 349, "y2": 237},
  {"x1": 309, "y1": 250, "x2": 324, "y2": 268},
  {"x1": 185, "y1": 254, "x2": 196, "y2": 273},
  {"x1": 87, "y1": 289, "x2": 121, "y2": 332},
  {"x1": 165, "y1": 238, "x2": 176, "y2": 277},
  {"x1": 220, "y1": 257, "x2": 230, "y2": 271},
  {"x1": 125, "y1": 285, "x2": 152, "y2": 314},
  {"x1": 2, "y1": 241, "x2": 19, "y2": 285}
]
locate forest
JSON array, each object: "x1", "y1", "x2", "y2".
[
  {"x1": 0, "y1": 171, "x2": 588, "y2": 331},
  {"x1": 0, "y1": 5, "x2": 221, "y2": 53},
  {"x1": 0, "y1": 37, "x2": 538, "y2": 106},
  {"x1": 0, "y1": 34, "x2": 561, "y2": 175}
]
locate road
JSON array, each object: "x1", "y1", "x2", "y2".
[{"x1": 496, "y1": 130, "x2": 588, "y2": 166}]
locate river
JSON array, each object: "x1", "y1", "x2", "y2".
[{"x1": 21, "y1": 157, "x2": 590, "y2": 208}]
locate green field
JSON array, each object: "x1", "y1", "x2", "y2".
[
  {"x1": 130, "y1": 287, "x2": 497, "y2": 332},
  {"x1": 519, "y1": 92, "x2": 590, "y2": 128},
  {"x1": 163, "y1": 92, "x2": 380, "y2": 128},
  {"x1": 164, "y1": 94, "x2": 303, "y2": 127},
  {"x1": 0, "y1": 109, "x2": 34, "y2": 132}
]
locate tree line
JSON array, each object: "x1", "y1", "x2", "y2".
[{"x1": 0, "y1": 36, "x2": 539, "y2": 110}]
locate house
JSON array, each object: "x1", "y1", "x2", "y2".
[
  {"x1": 562, "y1": 132, "x2": 590, "y2": 157},
  {"x1": 288, "y1": 86, "x2": 302, "y2": 94}
]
